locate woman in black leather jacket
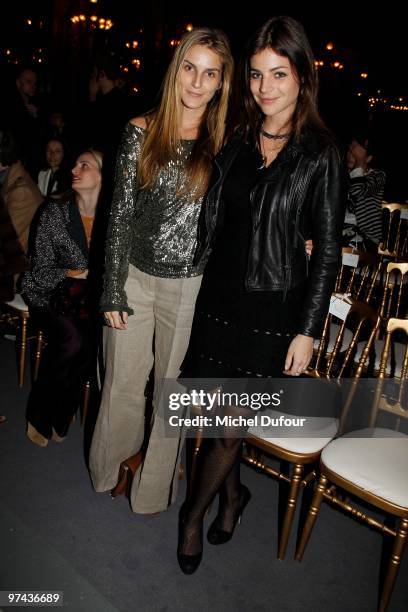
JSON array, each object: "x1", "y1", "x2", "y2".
[{"x1": 177, "y1": 16, "x2": 346, "y2": 573}]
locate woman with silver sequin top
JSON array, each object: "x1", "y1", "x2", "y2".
[{"x1": 89, "y1": 28, "x2": 234, "y2": 514}]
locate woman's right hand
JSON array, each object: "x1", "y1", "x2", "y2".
[
  {"x1": 104, "y1": 311, "x2": 128, "y2": 330},
  {"x1": 73, "y1": 269, "x2": 88, "y2": 279}
]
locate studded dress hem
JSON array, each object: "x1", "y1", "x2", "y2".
[{"x1": 180, "y1": 138, "x2": 306, "y2": 380}]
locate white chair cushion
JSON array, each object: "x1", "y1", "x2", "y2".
[
  {"x1": 321, "y1": 427, "x2": 408, "y2": 508},
  {"x1": 4, "y1": 293, "x2": 28, "y2": 312},
  {"x1": 248, "y1": 409, "x2": 339, "y2": 454},
  {"x1": 354, "y1": 339, "x2": 406, "y2": 377},
  {"x1": 314, "y1": 323, "x2": 353, "y2": 354}
]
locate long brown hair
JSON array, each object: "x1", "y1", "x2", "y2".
[
  {"x1": 238, "y1": 16, "x2": 327, "y2": 140},
  {"x1": 138, "y1": 28, "x2": 233, "y2": 198}
]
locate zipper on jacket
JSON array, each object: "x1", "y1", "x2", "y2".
[{"x1": 295, "y1": 208, "x2": 310, "y2": 277}]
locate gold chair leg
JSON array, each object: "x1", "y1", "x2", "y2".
[
  {"x1": 18, "y1": 317, "x2": 28, "y2": 387},
  {"x1": 81, "y1": 380, "x2": 91, "y2": 426},
  {"x1": 178, "y1": 463, "x2": 184, "y2": 480},
  {"x1": 295, "y1": 473, "x2": 328, "y2": 561},
  {"x1": 187, "y1": 426, "x2": 204, "y2": 500},
  {"x1": 378, "y1": 518, "x2": 408, "y2": 612},
  {"x1": 278, "y1": 463, "x2": 304, "y2": 560},
  {"x1": 33, "y1": 330, "x2": 44, "y2": 382}
]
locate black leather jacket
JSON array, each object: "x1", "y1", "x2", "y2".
[{"x1": 194, "y1": 129, "x2": 347, "y2": 339}]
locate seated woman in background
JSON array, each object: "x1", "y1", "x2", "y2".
[
  {"x1": 0, "y1": 128, "x2": 43, "y2": 258},
  {"x1": 343, "y1": 135, "x2": 386, "y2": 252},
  {"x1": 22, "y1": 149, "x2": 103, "y2": 447},
  {"x1": 37, "y1": 137, "x2": 71, "y2": 197}
]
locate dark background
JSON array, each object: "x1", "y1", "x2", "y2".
[{"x1": 1, "y1": 0, "x2": 407, "y2": 198}]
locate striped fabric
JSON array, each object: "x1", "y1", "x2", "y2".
[{"x1": 344, "y1": 168, "x2": 386, "y2": 244}]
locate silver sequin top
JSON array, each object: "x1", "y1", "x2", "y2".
[{"x1": 100, "y1": 122, "x2": 205, "y2": 313}]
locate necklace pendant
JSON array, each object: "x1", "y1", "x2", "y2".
[{"x1": 257, "y1": 156, "x2": 266, "y2": 170}]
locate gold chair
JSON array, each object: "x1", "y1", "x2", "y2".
[
  {"x1": 378, "y1": 262, "x2": 408, "y2": 323},
  {"x1": 19, "y1": 324, "x2": 92, "y2": 428},
  {"x1": 313, "y1": 247, "x2": 380, "y2": 356},
  {"x1": 295, "y1": 317, "x2": 408, "y2": 612},
  {"x1": 379, "y1": 203, "x2": 408, "y2": 260},
  {"x1": 242, "y1": 299, "x2": 379, "y2": 560},
  {"x1": 335, "y1": 247, "x2": 380, "y2": 304},
  {"x1": 353, "y1": 262, "x2": 408, "y2": 377},
  {"x1": 0, "y1": 294, "x2": 43, "y2": 387}
]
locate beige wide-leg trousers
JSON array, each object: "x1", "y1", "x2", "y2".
[{"x1": 89, "y1": 264, "x2": 202, "y2": 513}]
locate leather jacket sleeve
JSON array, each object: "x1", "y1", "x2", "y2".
[{"x1": 297, "y1": 144, "x2": 347, "y2": 338}]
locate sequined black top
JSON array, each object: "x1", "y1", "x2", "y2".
[
  {"x1": 21, "y1": 195, "x2": 89, "y2": 309},
  {"x1": 100, "y1": 122, "x2": 205, "y2": 314}
]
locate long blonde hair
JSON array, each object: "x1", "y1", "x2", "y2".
[{"x1": 138, "y1": 28, "x2": 233, "y2": 198}]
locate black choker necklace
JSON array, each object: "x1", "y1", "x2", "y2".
[{"x1": 260, "y1": 128, "x2": 291, "y2": 140}]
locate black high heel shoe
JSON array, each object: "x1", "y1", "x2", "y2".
[
  {"x1": 207, "y1": 485, "x2": 251, "y2": 545},
  {"x1": 177, "y1": 504, "x2": 203, "y2": 575}
]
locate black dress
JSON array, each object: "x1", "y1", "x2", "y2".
[{"x1": 181, "y1": 139, "x2": 307, "y2": 380}]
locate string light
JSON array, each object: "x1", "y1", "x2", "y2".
[
  {"x1": 17, "y1": 16, "x2": 404, "y2": 114},
  {"x1": 70, "y1": 14, "x2": 113, "y2": 29}
]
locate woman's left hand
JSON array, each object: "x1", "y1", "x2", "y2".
[{"x1": 283, "y1": 334, "x2": 314, "y2": 376}]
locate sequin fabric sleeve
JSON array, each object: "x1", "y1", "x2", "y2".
[
  {"x1": 100, "y1": 123, "x2": 144, "y2": 314},
  {"x1": 21, "y1": 203, "x2": 71, "y2": 309}
]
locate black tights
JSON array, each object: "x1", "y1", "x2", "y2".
[{"x1": 180, "y1": 409, "x2": 248, "y2": 555}]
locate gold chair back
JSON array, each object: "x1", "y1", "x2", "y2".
[
  {"x1": 379, "y1": 262, "x2": 408, "y2": 322},
  {"x1": 379, "y1": 203, "x2": 408, "y2": 259},
  {"x1": 313, "y1": 299, "x2": 379, "y2": 378},
  {"x1": 335, "y1": 247, "x2": 380, "y2": 304}
]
